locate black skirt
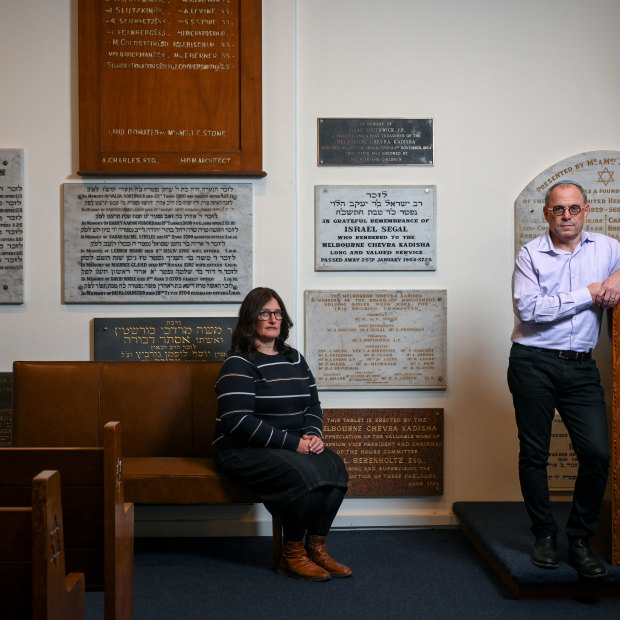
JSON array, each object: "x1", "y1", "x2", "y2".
[{"x1": 212, "y1": 438, "x2": 348, "y2": 513}]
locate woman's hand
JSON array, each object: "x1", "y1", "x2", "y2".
[
  {"x1": 304, "y1": 434, "x2": 324, "y2": 455},
  {"x1": 296, "y1": 437, "x2": 311, "y2": 454},
  {"x1": 296, "y1": 436, "x2": 324, "y2": 454}
]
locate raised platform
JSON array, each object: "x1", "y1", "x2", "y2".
[{"x1": 453, "y1": 501, "x2": 620, "y2": 600}]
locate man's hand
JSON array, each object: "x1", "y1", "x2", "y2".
[
  {"x1": 594, "y1": 270, "x2": 620, "y2": 308},
  {"x1": 588, "y1": 282, "x2": 602, "y2": 301}
]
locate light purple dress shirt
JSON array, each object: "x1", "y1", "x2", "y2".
[{"x1": 511, "y1": 230, "x2": 620, "y2": 352}]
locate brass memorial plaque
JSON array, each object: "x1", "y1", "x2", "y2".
[
  {"x1": 323, "y1": 408, "x2": 443, "y2": 496},
  {"x1": 78, "y1": 0, "x2": 263, "y2": 176},
  {"x1": 318, "y1": 118, "x2": 433, "y2": 166}
]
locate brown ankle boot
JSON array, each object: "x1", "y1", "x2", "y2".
[
  {"x1": 276, "y1": 540, "x2": 331, "y2": 581},
  {"x1": 306, "y1": 535, "x2": 352, "y2": 578}
]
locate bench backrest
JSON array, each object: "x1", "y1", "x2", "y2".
[
  {"x1": 12, "y1": 361, "x2": 223, "y2": 458},
  {"x1": 0, "y1": 470, "x2": 85, "y2": 620}
]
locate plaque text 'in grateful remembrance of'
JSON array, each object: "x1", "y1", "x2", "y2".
[{"x1": 315, "y1": 185, "x2": 436, "y2": 271}]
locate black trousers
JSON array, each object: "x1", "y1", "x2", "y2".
[{"x1": 507, "y1": 343, "x2": 609, "y2": 539}]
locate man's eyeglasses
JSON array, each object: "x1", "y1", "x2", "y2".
[
  {"x1": 547, "y1": 205, "x2": 584, "y2": 217},
  {"x1": 258, "y1": 310, "x2": 283, "y2": 321}
]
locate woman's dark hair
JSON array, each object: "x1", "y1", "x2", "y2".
[{"x1": 229, "y1": 287, "x2": 294, "y2": 359}]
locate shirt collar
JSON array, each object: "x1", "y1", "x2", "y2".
[{"x1": 538, "y1": 229, "x2": 593, "y2": 254}]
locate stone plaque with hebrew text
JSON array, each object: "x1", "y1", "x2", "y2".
[
  {"x1": 63, "y1": 183, "x2": 252, "y2": 303},
  {"x1": 0, "y1": 149, "x2": 24, "y2": 303},
  {"x1": 94, "y1": 316, "x2": 236, "y2": 361},
  {"x1": 315, "y1": 185, "x2": 436, "y2": 271}
]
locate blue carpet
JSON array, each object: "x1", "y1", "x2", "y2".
[
  {"x1": 453, "y1": 501, "x2": 620, "y2": 597},
  {"x1": 85, "y1": 529, "x2": 620, "y2": 619}
]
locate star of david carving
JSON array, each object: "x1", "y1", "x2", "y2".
[{"x1": 597, "y1": 167, "x2": 615, "y2": 186}]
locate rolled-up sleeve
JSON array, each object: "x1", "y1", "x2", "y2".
[{"x1": 512, "y1": 247, "x2": 592, "y2": 325}]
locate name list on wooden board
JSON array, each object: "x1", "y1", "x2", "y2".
[
  {"x1": 305, "y1": 290, "x2": 447, "y2": 390},
  {"x1": 78, "y1": 0, "x2": 263, "y2": 175},
  {"x1": 323, "y1": 409, "x2": 443, "y2": 496},
  {"x1": 514, "y1": 150, "x2": 620, "y2": 252},
  {"x1": 94, "y1": 316, "x2": 236, "y2": 361},
  {"x1": 315, "y1": 185, "x2": 436, "y2": 271},
  {"x1": 63, "y1": 183, "x2": 252, "y2": 303},
  {"x1": 0, "y1": 149, "x2": 24, "y2": 304}
]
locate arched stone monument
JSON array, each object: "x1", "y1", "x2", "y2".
[{"x1": 515, "y1": 151, "x2": 620, "y2": 565}]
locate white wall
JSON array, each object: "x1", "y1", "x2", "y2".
[{"x1": 1, "y1": 0, "x2": 619, "y2": 534}]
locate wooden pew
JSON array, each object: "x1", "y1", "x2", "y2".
[
  {"x1": 12, "y1": 361, "x2": 283, "y2": 567},
  {"x1": 0, "y1": 421, "x2": 134, "y2": 620},
  {"x1": 0, "y1": 470, "x2": 85, "y2": 619}
]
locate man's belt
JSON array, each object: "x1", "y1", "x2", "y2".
[{"x1": 514, "y1": 343, "x2": 592, "y2": 361}]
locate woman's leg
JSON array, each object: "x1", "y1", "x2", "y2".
[
  {"x1": 306, "y1": 487, "x2": 352, "y2": 577},
  {"x1": 276, "y1": 490, "x2": 331, "y2": 581},
  {"x1": 307, "y1": 486, "x2": 346, "y2": 536},
  {"x1": 280, "y1": 489, "x2": 324, "y2": 541}
]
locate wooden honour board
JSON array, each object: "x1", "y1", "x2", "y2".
[{"x1": 78, "y1": 0, "x2": 263, "y2": 176}]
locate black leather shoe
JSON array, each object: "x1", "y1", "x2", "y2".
[
  {"x1": 531, "y1": 535, "x2": 558, "y2": 568},
  {"x1": 568, "y1": 538, "x2": 607, "y2": 579}
]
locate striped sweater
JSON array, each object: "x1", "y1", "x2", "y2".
[{"x1": 213, "y1": 349, "x2": 323, "y2": 451}]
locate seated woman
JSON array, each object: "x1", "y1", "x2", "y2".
[{"x1": 212, "y1": 287, "x2": 351, "y2": 581}]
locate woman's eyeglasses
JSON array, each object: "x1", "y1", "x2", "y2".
[{"x1": 258, "y1": 310, "x2": 283, "y2": 321}]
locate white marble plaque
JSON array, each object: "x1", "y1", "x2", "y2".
[
  {"x1": 315, "y1": 185, "x2": 436, "y2": 271},
  {"x1": 0, "y1": 149, "x2": 24, "y2": 304},
  {"x1": 63, "y1": 183, "x2": 252, "y2": 303},
  {"x1": 304, "y1": 289, "x2": 447, "y2": 390},
  {"x1": 515, "y1": 150, "x2": 620, "y2": 252}
]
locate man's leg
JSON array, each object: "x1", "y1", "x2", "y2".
[
  {"x1": 508, "y1": 345, "x2": 558, "y2": 538},
  {"x1": 557, "y1": 358, "x2": 609, "y2": 540}
]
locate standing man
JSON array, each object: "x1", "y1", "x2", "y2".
[{"x1": 508, "y1": 180, "x2": 620, "y2": 578}]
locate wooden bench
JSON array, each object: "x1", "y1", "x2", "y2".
[
  {"x1": 11, "y1": 361, "x2": 282, "y2": 564},
  {"x1": 0, "y1": 470, "x2": 85, "y2": 620},
  {"x1": 1, "y1": 421, "x2": 134, "y2": 620}
]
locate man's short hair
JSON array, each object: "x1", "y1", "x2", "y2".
[{"x1": 544, "y1": 180, "x2": 588, "y2": 206}]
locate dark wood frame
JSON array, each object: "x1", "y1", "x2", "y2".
[
  {"x1": 77, "y1": 0, "x2": 264, "y2": 176},
  {"x1": 592, "y1": 305, "x2": 620, "y2": 565}
]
